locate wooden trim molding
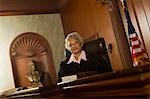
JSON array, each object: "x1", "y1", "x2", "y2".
[{"x1": 10, "y1": 33, "x2": 47, "y2": 58}]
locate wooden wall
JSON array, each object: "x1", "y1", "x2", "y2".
[
  {"x1": 60, "y1": 0, "x2": 133, "y2": 70},
  {"x1": 0, "y1": 0, "x2": 67, "y2": 16}
]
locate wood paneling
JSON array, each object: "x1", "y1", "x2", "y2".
[
  {"x1": 109, "y1": 0, "x2": 132, "y2": 69},
  {"x1": 0, "y1": 0, "x2": 68, "y2": 16},
  {"x1": 60, "y1": 0, "x2": 133, "y2": 70},
  {"x1": 142, "y1": 0, "x2": 150, "y2": 27},
  {"x1": 140, "y1": 0, "x2": 150, "y2": 57}
]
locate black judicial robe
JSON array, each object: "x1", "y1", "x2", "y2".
[{"x1": 58, "y1": 52, "x2": 112, "y2": 81}]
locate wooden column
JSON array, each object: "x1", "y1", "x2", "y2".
[{"x1": 107, "y1": 0, "x2": 133, "y2": 69}]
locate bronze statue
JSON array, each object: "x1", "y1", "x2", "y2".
[{"x1": 25, "y1": 60, "x2": 43, "y2": 88}]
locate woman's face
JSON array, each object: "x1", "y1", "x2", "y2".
[{"x1": 68, "y1": 37, "x2": 82, "y2": 54}]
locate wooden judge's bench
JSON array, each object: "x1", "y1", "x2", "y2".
[{"x1": 1, "y1": 64, "x2": 150, "y2": 98}]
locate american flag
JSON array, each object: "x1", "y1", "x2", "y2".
[{"x1": 121, "y1": 0, "x2": 150, "y2": 67}]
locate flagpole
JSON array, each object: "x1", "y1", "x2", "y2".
[{"x1": 130, "y1": 0, "x2": 149, "y2": 59}]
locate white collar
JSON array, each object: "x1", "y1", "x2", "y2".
[{"x1": 67, "y1": 50, "x2": 87, "y2": 64}]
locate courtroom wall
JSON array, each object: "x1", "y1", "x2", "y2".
[
  {"x1": 0, "y1": 14, "x2": 65, "y2": 93},
  {"x1": 60, "y1": 0, "x2": 125, "y2": 70}
]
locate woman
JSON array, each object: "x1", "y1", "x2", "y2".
[{"x1": 58, "y1": 32, "x2": 112, "y2": 81}]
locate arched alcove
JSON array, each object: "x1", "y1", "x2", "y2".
[{"x1": 10, "y1": 32, "x2": 57, "y2": 87}]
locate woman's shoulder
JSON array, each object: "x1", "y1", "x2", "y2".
[{"x1": 60, "y1": 58, "x2": 69, "y2": 66}]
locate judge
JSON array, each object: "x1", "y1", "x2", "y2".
[{"x1": 58, "y1": 32, "x2": 112, "y2": 82}]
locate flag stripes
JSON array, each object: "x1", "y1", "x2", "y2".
[{"x1": 121, "y1": 0, "x2": 150, "y2": 67}]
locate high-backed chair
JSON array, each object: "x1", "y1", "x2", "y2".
[{"x1": 83, "y1": 38, "x2": 112, "y2": 71}]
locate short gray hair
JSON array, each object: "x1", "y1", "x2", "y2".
[{"x1": 65, "y1": 32, "x2": 84, "y2": 51}]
